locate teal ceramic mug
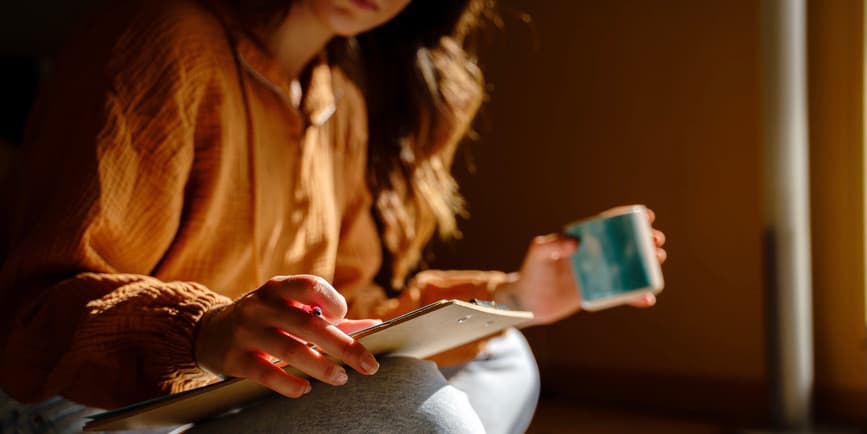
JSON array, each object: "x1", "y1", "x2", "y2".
[{"x1": 563, "y1": 205, "x2": 664, "y2": 311}]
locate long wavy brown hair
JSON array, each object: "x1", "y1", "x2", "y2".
[{"x1": 227, "y1": 0, "x2": 494, "y2": 291}]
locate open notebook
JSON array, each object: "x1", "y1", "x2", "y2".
[{"x1": 84, "y1": 299, "x2": 534, "y2": 431}]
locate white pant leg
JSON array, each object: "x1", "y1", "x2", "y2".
[{"x1": 440, "y1": 328, "x2": 541, "y2": 434}]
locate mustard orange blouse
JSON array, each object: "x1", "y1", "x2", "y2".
[{"x1": 0, "y1": 0, "x2": 510, "y2": 409}]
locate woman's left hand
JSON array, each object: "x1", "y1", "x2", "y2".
[{"x1": 494, "y1": 206, "x2": 667, "y2": 326}]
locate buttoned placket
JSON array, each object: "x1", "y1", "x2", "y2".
[{"x1": 235, "y1": 47, "x2": 342, "y2": 274}]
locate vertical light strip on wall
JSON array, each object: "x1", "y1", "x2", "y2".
[
  {"x1": 863, "y1": 0, "x2": 867, "y2": 330},
  {"x1": 762, "y1": 0, "x2": 814, "y2": 429}
]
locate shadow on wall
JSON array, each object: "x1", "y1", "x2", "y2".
[
  {"x1": 0, "y1": 55, "x2": 42, "y2": 179},
  {"x1": 0, "y1": 0, "x2": 102, "y2": 153},
  {"x1": 0, "y1": 140, "x2": 12, "y2": 177},
  {"x1": 0, "y1": 57, "x2": 41, "y2": 146},
  {"x1": 0, "y1": 0, "x2": 103, "y2": 56}
]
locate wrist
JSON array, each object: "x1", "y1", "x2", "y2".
[
  {"x1": 492, "y1": 272, "x2": 522, "y2": 310},
  {"x1": 193, "y1": 303, "x2": 231, "y2": 376}
]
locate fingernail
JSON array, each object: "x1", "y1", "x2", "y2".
[
  {"x1": 333, "y1": 368, "x2": 348, "y2": 385},
  {"x1": 362, "y1": 354, "x2": 379, "y2": 375},
  {"x1": 304, "y1": 382, "x2": 312, "y2": 394}
]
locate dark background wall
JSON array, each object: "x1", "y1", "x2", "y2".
[
  {"x1": 431, "y1": 0, "x2": 768, "y2": 419},
  {"x1": 0, "y1": 1, "x2": 100, "y2": 148},
  {"x1": 0, "y1": 1, "x2": 101, "y2": 56},
  {"x1": 431, "y1": 0, "x2": 866, "y2": 424}
]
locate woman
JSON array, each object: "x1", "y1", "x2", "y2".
[{"x1": 0, "y1": 0, "x2": 665, "y2": 432}]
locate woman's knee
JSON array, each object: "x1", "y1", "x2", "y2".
[
  {"x1": 353, "y1": 356, "x2": 485, "y2": 433},
  {"x1": 189, "y1": 356, "x2": 485, "y2": 434}
]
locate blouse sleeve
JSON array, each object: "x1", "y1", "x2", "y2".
[{"x1": 0, "y1": 8, "x2": 233, "y2": 409}]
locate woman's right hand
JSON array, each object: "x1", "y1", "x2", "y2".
[{"x1": 194, "y1": 275, "x2": 381, "y2": 398}]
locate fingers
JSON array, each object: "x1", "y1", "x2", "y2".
[
  {"x1": 199, "y1": 275, "x2": 382, "y2": 399},
  {"x1": 234, "y1": 351, "x2": 312, "y2": 398},
  {"x1": 628, "y1": 292, "x2": 656, "y2": 308},
  {"x1": 254, "y1": 301, "x2": 380, "y2": 377},
  {"x1": 652, "y1": 229, "x2": 665, "y2": 247},
  {"x1": 647, "y1": 214, "x2": 666, "y2": 264},
  {"x1": 251, "y1": 328, "x2": 350, "y2": 387},
  {"x1": 223, "y1": 275, "x2": 379, "y2": 392},
  {"x1": 259, "y1": 275, "x2": 347, "y2": 324},
  {"x1": 531, "y1": 234, "x2": 578, "y2": 261},
  {"x1": 652, "y1": 229, "x2": 667, "y2": 264},
  {"x1": 336, "y1": 319, "x2": 382, "y2": 335}
]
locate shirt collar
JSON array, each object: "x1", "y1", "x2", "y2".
[{"x1": 206, "y1": 0, "x2": 338, "y2": 127}]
